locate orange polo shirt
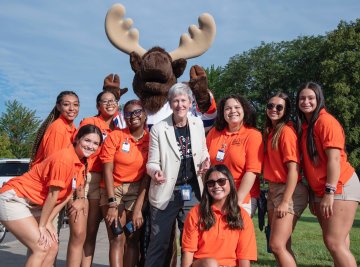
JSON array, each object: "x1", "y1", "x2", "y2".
[
  {"x1": 31, "y1": 115, "x2": 76, "y2": 168},
  {"x1": 182, "y1": 205, "x2": 257, "y2": 265},
  {"x1": 301, "y1": 109, "x2": 354, "y2": 197},
  {"x1": 263, "y1": 123, "x2": 300, "y2": 184},
  {"x1": 100, "y1": 128, "x2": 149, "y2": 187},
  {"x1": 206, "y1": 126, "x2": 264, "y2": 203},
  {"x1": 1, "y1": 146, "x2": 85, "y2": 205},
  {"x1": 78, "y1": 116, "x2": 114, "y2": 172}
]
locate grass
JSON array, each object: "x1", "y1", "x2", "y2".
[{"x1": 252, "y1": 207, "x2": 360, "y2": 266}]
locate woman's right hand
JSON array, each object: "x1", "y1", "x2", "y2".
[
  {"x1": 153, "y1": 170, "x2": 166, "y2": 185},
  {"x1": 45, "y1": 221, "x2": 58, "y2": 243},
  {"x1": 38, "y1": 225, "x2": 52, "y2": 248},
  {"x1": 105, "y1": 206, "x2": 118, "y2": 226}
]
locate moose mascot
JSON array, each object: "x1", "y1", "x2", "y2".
[{"x1": 104, "y1": 4, "x2": 217, "y2": 267}]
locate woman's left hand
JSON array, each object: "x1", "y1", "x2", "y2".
[
  {"x1": 45, "y1": 221, "x2": 58, "y2": 243},
  {"x1": 132, "y1": 209, "x2": 144, "y2": 230},
  {"x1": 38, "y1": 225, "x2": 52, "y2": 248},
  {"x1": 67, "y1": 199, "x2": 86, "y2": 222},
  {"x1": 275, "y1": 201, "x2": 289, "y2": 218},
  {"x1": 320, "y1": 193, "x2": 334, "y2": 219},
  {"x1": 198, "y1": 157, "x2": 210, "y2": 176}
]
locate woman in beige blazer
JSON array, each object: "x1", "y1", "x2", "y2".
[{"x1": 144, "y1": 83, "x2": 210, "y2": 267}]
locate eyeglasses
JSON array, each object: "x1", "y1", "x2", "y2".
[
  {"x1": 100, "y1": 99, "x2": 116, "y2": 106},
  {"x1": 206, "y1": 178, "x2": 228, "y2": 188},
  {"x1": 124, "y1": 109, "x2": 143, "y2": 119},
  {"x1": 266, "y1": 103, "x2": 284, "y2": 112}
]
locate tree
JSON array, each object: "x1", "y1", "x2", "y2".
[
  {"x1": 0, "y1": 132, "x2": 14, "y2": 158},
  {"x1": 0, "y1": 100, "x2": 41, "y2": 158},
  {"x1": 321, "y1": 19, "x2": 360, "y2": 170}
]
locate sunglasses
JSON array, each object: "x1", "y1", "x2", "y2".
[
  {"x1": 124, "y1": 109, "x2": 143, "y2": 119},
  {"x1": 266, "y1": 103, "x2": 284, "y2": 112},
  {"x1": 206, "y1": 178, "x2": 228, "y2": 188}
]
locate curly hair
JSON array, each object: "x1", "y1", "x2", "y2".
[
  {"x1": 199, "y1": 164, "x2": 244, "y2": 231},
  {"x1": 214, "y1": 94, "x2": 256, "y2": 131}
]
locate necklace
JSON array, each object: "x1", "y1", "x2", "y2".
[{"x1": 132, "y1": 131, "x2": 145, "y2": 142}]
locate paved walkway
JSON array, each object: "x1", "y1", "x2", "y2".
[
  {"x1": 0, "y1": 221, "x2": 181, "y2": 266},
  {"x1": 1, "y1": 222, "x2": 108, "y2": 267}
]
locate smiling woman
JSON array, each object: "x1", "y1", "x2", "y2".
[
  {"x1": 0, "y1": 124, "x2": 102, "y2": 267},
  {"x1": 206, "y1": 94, "x2": 263, "y2": 217}
]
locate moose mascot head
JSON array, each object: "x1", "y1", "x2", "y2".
[{"x1": 104, "y1": 3, "x2": 216, "y2": 119}]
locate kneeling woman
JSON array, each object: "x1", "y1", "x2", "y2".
[
  {"x1": 182, "y1": 165, "x2": 257, "y2": 267},
  {"x1": 0, "y1": 125, "x2": 102, "y2": 267}
]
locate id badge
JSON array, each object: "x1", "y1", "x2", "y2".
[
  {"x1": 122, "y1": 142, "x2": 130, "y2": 152},
  {"x1": 72, "y1": 177, "x2": 77, "y2": 190},
  {"x1": 216, "y1": 149, "x2": 225, "y2": 162},
  {"x1": 180, "y1": 184, "x2": 192, "y2": 201}
]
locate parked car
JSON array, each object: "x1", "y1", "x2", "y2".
[
  {"x1": 0, "y1": 158, "x2": 30, "y2": 186},
  {"x1": 0, "y1": 158, "x2": 30, "y2": 243}
]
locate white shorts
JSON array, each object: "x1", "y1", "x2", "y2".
[{"x1": 0, "y1": 189, "x2": 42, "y2": 221}]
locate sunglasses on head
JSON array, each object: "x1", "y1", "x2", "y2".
[
  {"x1": 124, "y1": 109, "x2": 143, "y2": 119},
  {"x1": 266, "y1": 103, "x2": 284, "y2": 112},
  {"x1": 206, "y1": 178, "x2": 228, "y2": 188}
]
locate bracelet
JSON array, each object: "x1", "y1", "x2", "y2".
[
  {"x1": 325, "y1": 183, "x2": 336, "y2": 191},
  {"x1": 75, "y1": 196, "x2": 86, "y2": 200},
  {"x1": 108, "y1": 197, "x2": 117, "y2": 203},
  {"x1": 108, "y1": 205, "x2": 118, "y2": 209},
  {"x1": 108, "y1": 201, "x2": 118, "y2": 207},
  {"x1": 324, "y1": 185, "x2": 336, "y2": 194}
]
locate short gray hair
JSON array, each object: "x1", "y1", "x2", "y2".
[{"x1": 168, "y1": 83, "x2": 193, "y2": 103}]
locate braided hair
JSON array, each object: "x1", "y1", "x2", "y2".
[{"x1": 30, "y1": 91, "x2": 79, "y2": 166}]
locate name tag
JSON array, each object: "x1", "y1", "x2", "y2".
[
  {"x1": 180, "y1": 184, "x2": 192, "y2": 201},
  {"x1": 72, "y1": 177, "x2": 77, "y2": 190},
  {"x1": 216, "y1": 149, "x2": 225, "y2": 162},
  {"x1": 122, "y1": 142, "x2": 130, "y2": 152}
]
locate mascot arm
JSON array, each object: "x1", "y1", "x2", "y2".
[{"x1": 189, "y1": 65, "x2": 212, "y2": 113}]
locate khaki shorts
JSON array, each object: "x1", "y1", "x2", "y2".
[
  {"x1": 84, "y1": 172, "x2": 101, "y2": 200},
  {"x1": 100, "y1": 181, "x2": 141, "y2": 211},
  {"x1": 313, "y1": 172, "x2": 360, "y2": 203},
  {"x1": 0, "y1": 189, "x2": 42, "y2": 221},
  {"x1": 267, "y1": 182, "x2": 308, "y2": 217}
]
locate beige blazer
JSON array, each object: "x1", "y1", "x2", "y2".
[{"x1": 146, "y1": 114, "x2": 209, "y2": 210}]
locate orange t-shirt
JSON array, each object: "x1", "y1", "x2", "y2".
[
  {"x1": 263, "y1": 123, "x2": 300, "y2": 183},
  {"x1": 301, "y1": 109, "x2": 354, "y2": 197},
  {"x1": 182, "y1": 205, "x2": 257, "y2": 265},
  {"x1": 1, "y1": 146, "x2": 85, "y2": 205},
  {"x1": 31, "y1": 115, "x2": 76, "y2": 168},
  {"x1": 78, "y1": 116, "x2": 114, "y2": 172},
  {"x1": 100, "y1": 128, "x2": 149, "y2": 187},
  {"x1": 206, "y1": 126, "x2": 264, "y2": 203}
]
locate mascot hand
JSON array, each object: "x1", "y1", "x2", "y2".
[
  {"x1": 103, "y1": 73, "x2": 128, "y2": 101},
  {"x1": 189, "y1": 65, "x2": 211, "y2": 113}
]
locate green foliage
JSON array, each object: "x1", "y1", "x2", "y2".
[
  {"x1": 0, "y1": 100, "x2": 41, "y2": 158},
  {"x1": 252, "y1": 208, "x2": 360, "y2": 266},
  {"x1": 0, "y1": 132, "x2": 14, "y2": 158},
  {"x1": 210, "y1": 19, "x2": 360, "y2": 168}
]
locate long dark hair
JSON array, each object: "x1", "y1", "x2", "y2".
[
  {"x1": 73, "y1": 124, "x2": 103, "y2": 175},
  {"x1": 214, "y1": 95, "x2": 256, "y2": 131},
  {"x1": 30, "y1": 91, "x2": 79, "y2": 164},
  {"x1": 295, "y1": 82, "x2": 325, "y2": 164},
  {"x1": 264, "y1": 92, "x2": 292, "y2": 150},
  {"x1": 199, "y1": 164, "x2": 244, "y2": 231}
]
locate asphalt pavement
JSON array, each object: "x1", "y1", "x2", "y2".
[{"x1": 0, "y1": 221, "x2": 181, "y2": 266}]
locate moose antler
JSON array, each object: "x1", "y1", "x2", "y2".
[
  {"x1": 169, "y1": 13, "x2": 216, "y2": 61},
  {"x1": 105, "y1": 4, "x2": 147, "y2": 57}
]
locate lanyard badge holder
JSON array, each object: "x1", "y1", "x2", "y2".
[
  {"x1": 180, "y1": 184, "x2": 192, "y2": 201},
  {"x1": 216, "y1": 144, "x2": 226, "y2": 162},
  {"x1": 122, "y1": 138, "x2": 130, "y2": 153},
  {"x1": 72, "y1": 177, "x2": 77, "y2": 190}
]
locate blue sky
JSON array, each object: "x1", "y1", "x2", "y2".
[{"x1": 1, "y1": 0, "x2": 359, "y2": 123}]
